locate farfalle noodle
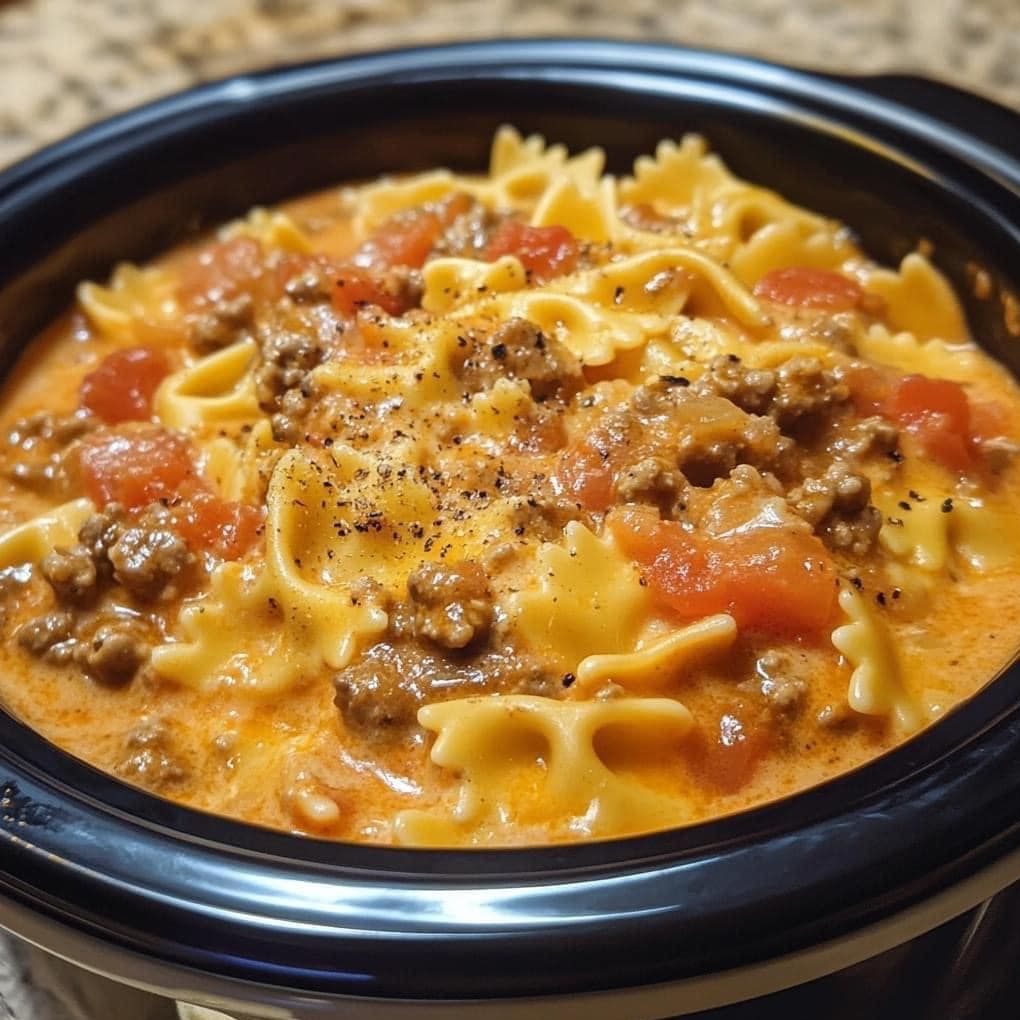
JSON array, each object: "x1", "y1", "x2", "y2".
[{"x1": 0, "y1": 127, "x2": 1017, "y2": 847}]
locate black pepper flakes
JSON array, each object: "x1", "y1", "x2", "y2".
[
  {"x1": 897, "y1": 501, "x2": 912, "y2": 511},
  {"x1": 942, "y1": 498, "x2": 954, "y2": 513},
  {"x1": 562, "y1": 672, "x2": 576, "y2": 688}
]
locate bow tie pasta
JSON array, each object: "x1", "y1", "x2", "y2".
[{"x1": 0, "y1": 126, "x2": 1018, "y2": 846}]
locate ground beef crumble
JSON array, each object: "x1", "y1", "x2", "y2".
[
  {"x1": 453, "y1": 317, "x2": 584, "y2": 402},
  {"x1": 406, "y1": 560, "x2": 493, "y2": 650},
  {"x1": 788, "y1": 461, "x2": 883, "y2": 556}
]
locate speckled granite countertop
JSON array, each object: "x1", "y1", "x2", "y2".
[{"x1": 1, "y1": 0, "x2": 1019, "y2": 169}]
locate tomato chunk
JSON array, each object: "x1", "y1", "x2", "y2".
[
  {"x1": 174, "y1": 489, "x2": 264, "y2": 560},
  {"x1": 609, "y1": 506, "x2": 837, "y2": 635},
  {"x1": 683, "y1": 712, "x2": 772, "y2": 794},
  {"x1": 79, "y1": 346, "x2": 171, "y2": 425},
  {"x1": 178, "y1": 236, "x2": 266, "y2": 309},
  {"x1": 884, "y1": 374, "x2": 974, "y2": 472},
  {"x1": 485, "y1": 221, "x2": 580, "y2": 283},
  {"x1": 79, "y1": 429, "x2": 195, "y2": 511},
  {"x1": 754, "y1": 267, "x2": 863, "y2": 311},
  {"x1": 332, "y1": 267, "x2": 413, "y2": 318},
  {"x1": 358, "y1": 210, "x2": 443, "y2": 270}
]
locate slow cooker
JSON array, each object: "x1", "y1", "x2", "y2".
[{"x1": 0, "y1": 40, "x2": 1019, "y2": 1020}]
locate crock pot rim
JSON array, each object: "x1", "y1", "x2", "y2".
[{"x1": 1, "y1": 38, "x2": 1019, "y2": 1004}]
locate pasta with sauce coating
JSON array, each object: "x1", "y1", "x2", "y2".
[{"x1": 0, "y1": 126, "x2": 1018, "y2": 846}]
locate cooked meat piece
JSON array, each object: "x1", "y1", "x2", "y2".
[
  {"x1": 334, "y1": 646, "x2": 425, "y2": 736},
  {"x1": 626, "y1": 382, "x2": 795, "y2": 487},
  {"x1": 4, "y1": 409, "x2": 96, "y2": 494},
  {"x1": 510, "y1": 493, "x2": 585, "y2": 541},
  {"x1": 406, "y1": 560, "x2": 493, "y2": 649},
  {"x1": 755, "y1": 650, "x2": 808, "y2": 714},
  {"x1": 679, "y1": 413, "x2": 792, "y2": 488},
  {"x1": 614, "y1": 455, "x2": 688, "y2": 517},
  {"x1": 116, "y1": 721, "x2": 189, "y2": 789},
  {"x1": 374, "y1": 265, "x2": 424, "y2": 311},
  {"x1": 693, "y1": 355, "x2": 776, "y2": 416},
  {"x1": 41, "y1": 545, "x2": 98, "y2": 605},
  {"x1": 108, "y1": 506, "x2": 192, "y2": 601},
  {"x1": 16, "y1": 611, "x2": 74, "y2": 659},
  {"x1": 7, "y1": 457, "x2": 65, "y2": 491},
  {"x1": 454, "y1": 317, "x2": 584, "y2": 402},
  {"x1": 789, "y1": 461, "x2": 882, "y2": 556},
  {"x1": 270, "y1": 387, "x2": 314, "y2": 444},
  {"x1": 188, "y1": 293, "x2": 254, "y2": 351},
  {"x1": 6, "y1": 409, "x2": 95, "y2": 447},
  {"x1": 433, "y1": 200, "x2": 499, "y2": 258},
  {"x1": 830, "y1": 415, "x2": 900, "y2": 461},
  {"x1": 771, "y1": 357, "x2": 850, "y2": 431},
  {"x1": 284, "y1": 269, "x2": 332, "y2": 303},
  {"x1": 254, "y1": 324, "x2": 323, "y2": 411},
  {"x1": 823, "y1": 509, "x2": 883, "y2": 556},
  {"x1": 76, "y1": 621, "x2": 149, "y2": 685},
  {"x1": 334, "y1": 639, "x2": 557, "y2": 740},
  {"x1": 78, "y1": 505, "x2": 124, "y2": 564}
]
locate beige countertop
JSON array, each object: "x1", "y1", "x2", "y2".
[{"x1": 1, "y1": 0, "x2": 1019, "y2": 169}]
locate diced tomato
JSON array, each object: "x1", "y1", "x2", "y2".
[
  {"x1": 79, "y1": 429, "x2": 196, "y2": 511},
  {"x1": 884, "y1": 374, "x2": 973, "y2": 472},
  {"x1": 683, "y1": 712, "x2": 772, "y2": 794},
  {"x1": 357, "y1": 210, "x2": 443, "y2": 270},
  {"x1": 79, "y1": 347, "x2": 171, "y2": 425},
  {"x1": 332, "y1": 267, "x2": 410, "y2": 318},
  {"x1": 608, "y1": 506, "x2": 838, "y2": 635},
  {"x1": 553, "y1": 436, "x2": 614, "y2": 511},
  {"x1": 754, "y1": 267, "x2": 864, "y2": 311},
  {"x1": 273, "y1": 253, "x2": 415, "y2": 319},
  {"x1": 845, "y1": 369, "x2": 1009, "y2": 474},
  {"x1": 173, "y1": 488, "x2": 264, "y2": 560},
  {"x1": 885, "y1": 375, "x2": 970, "y2": 431},
  {"x1": 485, "y1": 220, "x2": 580, "y2": 283},
  {"x1": 177, "y1": 236, "x2": 266, "y2": 309}
]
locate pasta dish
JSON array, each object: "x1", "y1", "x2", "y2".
[{"x1": 0, "y1": 128, "x2": 1018, "y2": 845}]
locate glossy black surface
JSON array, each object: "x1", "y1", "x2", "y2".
[{"x1": 0, "y1": 40, "x2": 1019, "y2": 1012}]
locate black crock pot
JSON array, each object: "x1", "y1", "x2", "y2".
[{"x1": 0, "y1": 40, "x2": 1019, "y2": 1020}]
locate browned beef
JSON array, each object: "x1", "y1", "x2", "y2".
[
  {"x1": 334, "y1": 638, "x2": 558, "y2": 741},
  {"x1": 406, "y1": 560, "x2": 493, "y2": 650},
  {"x1": 788, "y1": 461, "x2": 882, "y2": 556},
  {"x1": 76, "y1": 620, "x2": 150, "y2": 685},
  {"x1": 116, "y1": 721, "x2": 190, "y2": 789},
  {"x1": 108, "y1": 506, "x2": 193, "y2": 601},
  {"x1": 454, "y1": 318, "x2": 584, "y2": 402}
]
